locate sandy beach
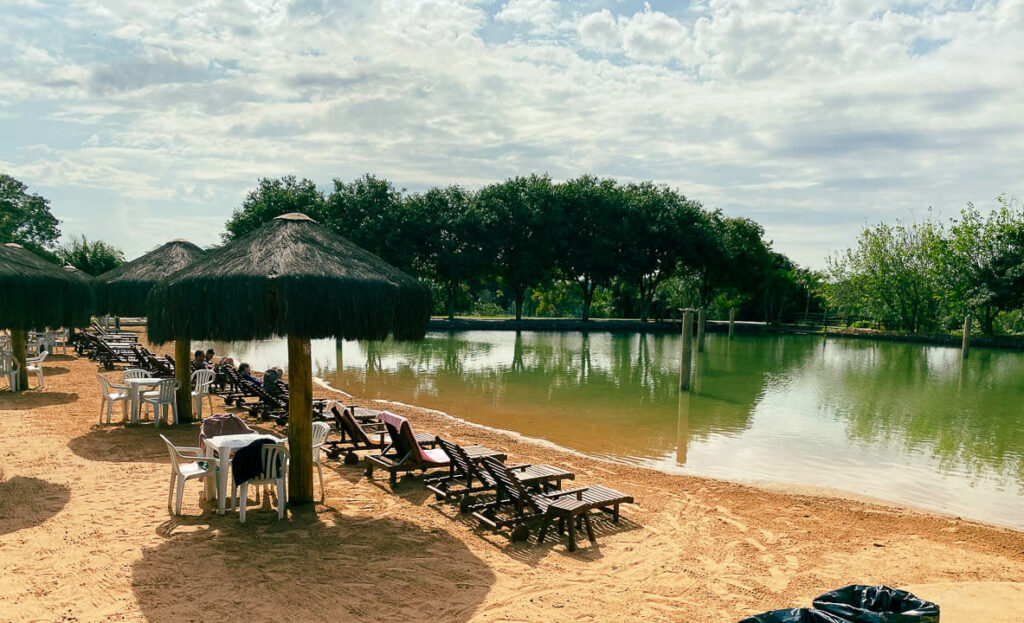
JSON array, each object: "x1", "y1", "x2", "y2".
[{"x1": 1, "y1": 346, "x2": 1022, "y2": 623}]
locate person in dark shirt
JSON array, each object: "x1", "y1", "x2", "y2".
[
  {"x1": 192, "y1": 349, "x2": 210, "y2": 370},
  {"x1": 238, "y1": 363, "x2": 262, "y2": 387}
]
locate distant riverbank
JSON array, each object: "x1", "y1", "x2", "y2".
[{"x1": 427, "y1": 316, "x2": 1024, "y2": 351}]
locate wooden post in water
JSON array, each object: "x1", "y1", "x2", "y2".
[
  {"x1": 961, "y1": 315, "x2": 972, "y2": 360},
  {"x1": 288, "y1": 335, "x2": 314, "y2": 504},
  {"x1": 697, "y1": 308, "x2": 706, "y2": 353},
  {"x1": 728, "y1": 308, "x2": 736, "y2": 340},
  {"x1": 335, "y1": 338, "x2": 344, "y2": 370},
  {"x1": 174, "y1": 336, "x2": 193, "y2": 423},
  {"x1": 11, "y1": 329, "x2": 27, "y2": 391},
  {"x1": 680, "y1": 310, "x2": 693, "y2": 391}
]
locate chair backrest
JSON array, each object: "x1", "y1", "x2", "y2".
[
  {"x1": 0, "y1": 351, "x2": 11, "y2": 375},
  {"x1": 312, "y1": 421, "x2": 331, "y2": 447},
  {"x1": 376, "y1": 412, "x2": 424, "y2": 463},
  {"x1": 123, "y1": 368, "x2": 151, "y2": 382},
  {"x1": 97, "y1": 373, "x2": 115, "y2": 394},
  {"x1": 333, "y1": 406, "x2": 370, "y2": 445},
  {"x1": 480, "y1": 457, "x2": 541, "y2": 513},
  {"x1": 31, "y1": 351, "x2": 48, "y2": 364},
  {"x1": 257, "y1": 444, "x2": 288, "y2": 482},
  {"x1": 154, "y1": 378, "x2": 177, "y2": 402},
  {"x1": 191, "y1": 368, "x2": 214, "y2": 391},
  {"x1": 436, "y1": 437, "x2": 481, "y2": 482}
]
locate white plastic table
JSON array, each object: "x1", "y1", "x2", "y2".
[
  {"x1": 204, "y1": 433, "x2": 284, "y2": 515},
  {"x1": 125, "y1": 377, "x2": 161, "y2": 423}
]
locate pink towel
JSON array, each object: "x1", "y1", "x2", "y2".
[{"x1": 376, "y1": 411, "x2": 447, "y2": 466}]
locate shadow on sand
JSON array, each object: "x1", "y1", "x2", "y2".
[
  {"x1": 0, "y1": 476, "x2": 70, "y2": 536},
  {"x1": 133, "y1": 506, "x2": 495, "y2": 623},
  {"x1": 67, "y1": 422, "x2": 207, "y2": 463},
  {"x1": 0, "y1": 391, "x2": 78, "y2": 411}
]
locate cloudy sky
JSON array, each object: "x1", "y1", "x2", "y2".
[{"x1": 2, "y1": 0, "x2": 1022, "y2": 267}]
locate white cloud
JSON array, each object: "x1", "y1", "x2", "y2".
[
  {"x1": 0, "y1": 0, "x2": 1021, "y2": 266},
  {"x1": 496, "y1": 0, "x2": 560, "y2": 34}
]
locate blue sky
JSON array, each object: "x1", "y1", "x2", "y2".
[{"x1": 2, "y1": 0, "x2": 1023, "y2": 267}]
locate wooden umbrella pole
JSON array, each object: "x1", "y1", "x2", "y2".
[
  {"x1": 11, "y1": 329, "x2": 28, "y2": 391},
  {"x1": 174, "y1": 336, "x2": 193, "y2": 424},
  {"x1": 288, "y1": 335, "x2": 314, "y2": 504}
]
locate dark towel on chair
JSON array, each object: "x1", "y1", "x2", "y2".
[{"x1": 232, "y1": 439, "x2": 278, "y2": 485}]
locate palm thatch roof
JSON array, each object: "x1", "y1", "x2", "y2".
[
  {"x1": 147, "y1": 214, "x2": 431, "y2": 344},
  {"x1": 0, "y1": 243, "x2": 93, "y2": 330},
  {"x1": 95, "y1": 240, "x2": 205, "y2": 316}
]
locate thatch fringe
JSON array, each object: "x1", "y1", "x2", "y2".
[
  {"x1": 0, "y1": 243, "x2": 94, "y2": 329},
  {"x1": 146, "y1": 216, "x2": 430, "y2": 344},
  {"x1": 95, "y1": 240, "x2": 205, "y2": 316}
]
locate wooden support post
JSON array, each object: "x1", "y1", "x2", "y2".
[
  {"x1": 676, "y1": 390, "x2": 690, "y2": 465},
  {"x1": 11, "y1": 329, "x2": 27, "y2": 391},
  {"x1": 335, "y1": 338, "x2": 343, "y2": 371},
  {"x1": 114, "y1": 316, "x2": 121, "y2": 332},
  {"x1": 962, "y1": 315, "x2": 972, "y2": 360},
  {"x1": 728, "y1": 308, "x2": 736, "y2": 340},
  {"x1": 174, "y1": 337, "x2": 193, "y2": 424},
  {"x1": 680, "y1": 310, "x2": 693, "y2": 391},
  {"x1": 288, "y1": 335, "x2": 313, "y2": 505},
  {"x1": 696, "y1": 308, "x2": 706, "y2": 353}
]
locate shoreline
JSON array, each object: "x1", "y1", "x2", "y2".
[{"x1": 314, "y1": 375, "x2": 1024, "y2": 533}]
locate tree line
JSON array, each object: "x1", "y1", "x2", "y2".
[
  {"x1": 824, "y1": 196, "x2": 1024, "y2": 336},
  {"x1": 224, "y1": 174, "x2": 814, "y2": 322}
]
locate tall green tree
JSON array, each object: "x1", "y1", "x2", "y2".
[
  {"x1": 223, "y1": 176, "x2": 325, "y2": 241},
  {"x1": 477, "y1": 174, "x2": 562, "y2": 321},
  {"x1": 407, "y1": 186, "x2": 489, "y2": 320},
  {"x1": 557, "y1": 175, "x2": 624, "y2": 321},
  {"x1": 618, "y1": 182, "x2": 705, "y2": 321},
  {"x1": 692, "y1": 213, "x2": 773, "y2": 308},
  {"x1": 0, "y1": 174, "x2": 61, "y2": 255},
  {"x1": 940, "y1": 196, "x2": 1024, "y2": 335},
  {"x1": 56, "y1": 235, "x2": 124, "y2": 276},
  {"x1": 324, "y1": 174, "x2": 416, "y2": 271},
  {"x1": 825, "y1": 220, "x2": 943, "y2": 332}
]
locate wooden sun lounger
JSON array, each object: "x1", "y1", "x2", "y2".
[
  {"x1": 364, "y1": 411, "x2": 506, "y2": 488},
  {"x1": 323, "y1": 406, "x2": 436, "y2": 463},
  {"x1": 425, "y1": 437, "x2": 574, "y2": 512},
  {"x1": 472, "y1": 457, "x2": 633, "y2": 552}
]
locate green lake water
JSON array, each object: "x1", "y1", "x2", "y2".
[{"x1": 209, "y1": 331, "x2": 1024, "y2": 529}]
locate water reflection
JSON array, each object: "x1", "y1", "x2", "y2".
[{"x1": 205, "y1": 331, "x2": 1024, "y2": 528}]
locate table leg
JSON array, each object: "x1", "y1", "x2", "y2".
[{"x1": 219, "y1": 452, "x2": 229, "y2": 515}]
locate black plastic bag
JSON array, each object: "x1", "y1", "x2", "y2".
[
  {"x1": 739, "y1": 608, "x2": 849, "y2": 623},
  {"x1": 812, "y1": 585, "x2": 940, "y2": 622}
]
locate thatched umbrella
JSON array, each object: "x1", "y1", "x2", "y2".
[
  {"x1": 96, "y1": 240, "x2": 205, "y2": 421},
  {"x1": 147, "y1": 213, "x2": 431, "y2": 503},
  {"x1": 0, "y1": 243, "x2": 93, "y2": 390}
]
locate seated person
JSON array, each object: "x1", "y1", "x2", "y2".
[
  {"x1": 206, "y1": 348, "x2": 234, "y2": 369},
  {"x1": 191, "y1": 349, "x2": 210, "y2": 371},
  {"x1": 238, "y1": 363, "x2": 262, "y2": 387}
]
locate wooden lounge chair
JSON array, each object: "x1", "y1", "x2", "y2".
[
  {"x1": 364, "y1": 412, "x2": 507, "y2": 488},
  {"x1": 425, "y1": 437, "x2": 575, "y2": 512},
  {"x1": 472, "y1": 457, "x2": 633, "y2": 552},
  {"x1": 364, "y1": 411, "x2": 451, "y2": 487},
  {"x1": 323, "y1": 405, "x2": 437, "y2": 464}
]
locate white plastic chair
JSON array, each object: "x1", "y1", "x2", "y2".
[
  {"x1": 142, "y1": 379, "x2": 178, "y2": 427},
  {"x1": 235, "y1": 443, "x2": 289, "y2": 522},
  {"x1": 96, "y1": 374, "x2": 130, "y2": 424},
  {"x1": 160, "y1": 434, "x2": 214, "y2": 515},
  {"x1": 312, "y1": 421, "x2": 330, "y2": 500},
  {"x1": 1, "y1": 350, "x2": 18, "y2": 391},
  {"x1": 25, "y1": 351, "x2": 47, "y2": 389},
  {"x1": 191, "y1": 369, "x2": 215, "y2": 419},
  {"x1": 122, "y1": 368, "x2": 151, "y2": 382},
  {"x1": 51, "y1": 329, "x2": 69, "y2": 354}
]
